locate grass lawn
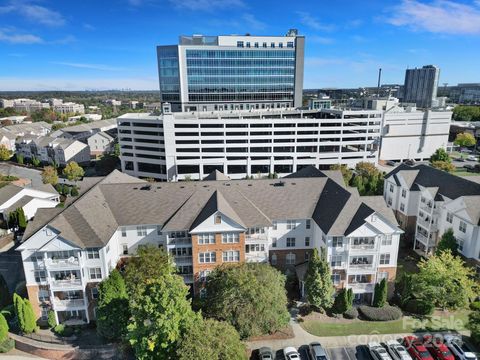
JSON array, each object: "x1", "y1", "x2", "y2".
[
  {"x1": 453, "y1": 170, "x2": 479, "y2": 177},
  {"x1": 300, "y1": 310, "x2": 471, "y2": 337}
]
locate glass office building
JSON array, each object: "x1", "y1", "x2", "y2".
[{"x1": 157, "y1": 29, "x2": 305, "y2": 112}]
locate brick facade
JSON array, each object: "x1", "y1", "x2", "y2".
[{"x1": 269, "y1": 248, "x2": 313, "y2": 271}]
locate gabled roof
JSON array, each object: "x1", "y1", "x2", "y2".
[
  {"x1": 4, "y1": 195, "x2": 34, "y2": 214},
  {"x1": 461, "y1": 195, "x2": 480, "y2": 226},
  {"x1": 284, "y1": 165, "x2": 327, "y2": 179},
  {"x1": 386, "y1": 164, "x2": 480, "y2": 200},
  {"x1": 0, "y1": 185, "x2": 23, "y2": 206},
  {"x1": 203, "y1": 170, "x2": 230, "y2": 181}
]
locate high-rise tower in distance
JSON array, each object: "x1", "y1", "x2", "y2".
[
  {"x1": 157, "y1": 29, "x2": 305, "y2": 112},
  {"x1": 403, "y1": 65, "x2": 440, "y2": 108}
]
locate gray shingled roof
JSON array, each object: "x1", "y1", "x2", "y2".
[
  {"x1": 203, "y1": 170, "x2": 230, "y2": 181},
  {"x1": 0, "y1": 185, "x2": 23, "y2": 206},
  {"x1": 22, "y1": 171, "x2": 400, "y2": 248},
  {"x1": 5, "y1": 195, "x2": 34, "y2": 214}
]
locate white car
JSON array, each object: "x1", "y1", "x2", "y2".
[
  {"x1": 386, "y1": 340, "x2": 413, "y2": 360},
  {"x1": 368, "y1": 342, "x2": 393, "y2": 360},
  {"x1": 467, "y1": 155, "x2": 478, "y2": 161},
  {"x1": 283, "y1": 346, "x2": 301, "y2": 360},
  {"x1": 444, "y1": 335, "x2": 477, "y2": 360}
]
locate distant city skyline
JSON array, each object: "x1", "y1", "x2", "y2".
[{"x1": 1, "y1": 0, "x2": 480, "y2": 91}]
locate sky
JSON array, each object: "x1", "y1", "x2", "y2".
[{"x1": 0, "y1": 0, "x2": 480, "y2": 91}]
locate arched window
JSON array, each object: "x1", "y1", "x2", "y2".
[{"x1": 286, "y1": 253, "x2": 296, "y2": 265}]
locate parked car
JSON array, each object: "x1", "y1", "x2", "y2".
[
  {"x1": 309, "y1": 342, "x2": 329, "y2": 360},
  {"x1": 403, "y1": 336, "x2": 434, "y2": 360},
  {"x1": 386, "y1": 339, "x2": 413, "y2": 360},
  {"x1": 386, "y1": 160, "x2": 397, "y2": 167},
  {"x1": 444, "y1": 335, "x2": 477, "y2": 360},
  {"x1": 423, "y1": 335, "x2": 455, "y2": 360},
  {"x1": 369, "y1": 342, "x2": 393, "y2": 360},
  {"x1": 258, "y1": 347, "x2": 274, "y2": 360},
  {"x1": 467, "y1": 155, "x2": 478, "y2": 161},
  {"x1": 404, "y1": 159, "x2": 416, "y2": 166},
  {"x1": 457, "y1": 157, "x2": 466, "y2": 162},
  {"x1": 283, "y1": 346, "x2": 301, "y2": 360}
]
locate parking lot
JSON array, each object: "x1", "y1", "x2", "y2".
[{"x1": 252, "y1": 345, "x2": 372, "y2": 360}]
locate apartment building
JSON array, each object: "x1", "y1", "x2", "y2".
[
  {"x1": 51, "y1": 118, "x2": 117, "y2": 141},
  {"x1": 10, "y1": 99, "x2": 50, "y2": 113},
  {"x1": 16, "y1": 136, "x2": 90, "y2": 166},
  {"x1": 17, "y1": 167, "x2": 401, "y2": 324},
  {"x1": 53, "y1": 102, "x2": 85, "y2": 115},
  {"x1": 384, "y1": 164, "x2": 480, "y2": 261},
  {"x1": 157, "y1": 29, "x2": 304, "y2": 112},
  {"x1": 118, "y1": 105, "x2": 382, "y2": 180},
  {"x1": 87, "y1": 132, "x2": 114, "y2": 157}
]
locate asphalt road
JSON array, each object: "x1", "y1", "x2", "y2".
[
  {"x1": 252, "y1": 345, "x2": 371, "y2": 360},
  {"x1": 0, "y1": 163, "x2": 43, "y2": 187}
]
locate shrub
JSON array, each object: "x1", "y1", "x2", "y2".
[
  {"x1": 47, "y1": 310, "x2": 56, "y2": 328},
  {"x1": 54, "y1": 324, "x2": 73, "y2": 337},
  {"x1": 55, "y1": 183, "x2": 63, "y2": 194},
  {"x1": 358, "y1": 305, "x2": 402, "y2": 321},
  {"x1": 471, "y1": 301, "x2": 480, "y2": 311},
  {"x1": 343, "y1": 307, "x2": 358, "y2": 319},
  {"x1": 0, "y1": 313, "x2": 8, "y2": 342},
  {"x1": 332, "y1": 289, "x2": 350, "y2": 314},
  {"x1": 70, "y1": 186, "x2": 79, "y2": 196},
  {"x1": 0, "y1": 338, "x2": 14, "y2": 353},
  {"x1": 404, "y1": 299, "x2": 435, "y2": 316}
]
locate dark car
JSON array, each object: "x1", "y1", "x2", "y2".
[
  {"x1": 404, "y1": 159, "x2": 415, "y2": 166},
  {"x1": 309, "y1": 342, "x2": 329, "y2": 360},
  {"x1": 258, "y1": 347, "x2": 274, "y2": 360}
]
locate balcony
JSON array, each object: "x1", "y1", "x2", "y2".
[
  {"x1": 348, "y1": 263, "x2": 375, "y2": 271},
  {"x1": 53, "y1": 298, "x2": 85, "y2": 309},
  {"x1": 415, "y1": 232, "x2": 431, "y2": 246},
  {"x1": 348, "y1": 282, "x2": 375, "y2": 292},
  {"x1": 45, "y1": 258, "x2": 80, "y2": 269},
  {"x1": 245, "y1": 252, "x2": 269, "y2": 263},
  {"x1": 350, "y1": 243, "x2": 376, "y2": 251},
  {"x1": 50, "y1": 279, "x2": 82, "y2": 289},
  {"x1": 167, "y1": 237, "x2": 192, "y2": 246},
  {"x1": 182, "y1": 274, "x2": 194, "y2": 283},
  {"x1": 245, "y1": 234, "x2": 268, "y2": 243},
  {"x1": 173, "y1": 256, "x2": 193, "y2": 264}
]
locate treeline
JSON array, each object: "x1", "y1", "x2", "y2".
[{"x1": 453, "y1": 106, "x2": 480, "y2": 122}]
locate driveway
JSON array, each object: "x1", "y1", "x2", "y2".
[{"x1": 0, "y1": 163, "x2": 43, "y2": 187}]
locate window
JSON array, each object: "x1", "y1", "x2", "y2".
[
  {"x1": 236, "y1": 41, "x2": 244, "y2": 47},
  {"x1": 246, "y1": 42, "x2": 250, "y2": 48},
  {"x1": 254, "y1": 42, "x2": 258, "y2": 48},
  {"x1": 222, "y1": 250, "x2": 240, "y2": 262},
  {"x1": 89, "y1": 267, "x2": 102, "y2": 280},
  {"x1": 382, "y1": 235, "x2": 392, "y2": 246},
  {"x1": 34, "y1": 270, "x2": 46, "y2": 283},
  {"x1": 457, "y1": 238, "x2": 464, "y2": 252},
  {"x1": 286, "y1": 253, "x2": 296, "y2": 265},
  {"x1": 214, "y1": 215, "x2": 222, "y2": 224},
  {"x1": 379, "y1": 253, "x2": 390, "y2": 265},
  {"x1": 331, "y1": 273, "x2": 340, "y2": 285},
  {"x1": 459, "y1": 221, "x2": 467, "y2": 233},
  {"x1": 378, "y1": 272, "x2": 388, "y2": 281},
  {"x1": 286, "y1": 220, "x2": 296, "y2": 230},
  {"x1": 198, "y1": 233, "x2": 215, "y2": 244},
  {"x1": 286, "y1": 237, "x2": 296, "y2": 247},
  {"x1": 137, "y1": 225, "x2": 147, "y2": 236},
  {"x1": 246, "y1": 244, "x2": 265, "y2": 253},
  {"x1": 121, "y1": 227, "x2": 127, "y2": 237},
  {"x1": 332, "y1": 236, "x2": 343, "y2": 247},
  {"x1": 86, "y1": 248, "x2": 100, "y2": 259},
  {"x1": 91, "y1": 287, "x2": 99, "y2": 299},
  {"x1": 401, "y1": 189, "x2": 407, "y2": 198},
  {"x1": 389, "y1": 184, "x2": 394, "y2": 192},
  {"x1": 262, "y1": 42, "x2": 267, "y2": 48},
  {"x1": 305, "y1": 252, "x2": 310, "y2": 261},
  {"x1": 287, "y1": 41, "x2": 294, "y2": 48},
  {"x1": 306, "y1": 219, "x2": 311, "y2": 229},
  {"x1": 331, "y1": 255, "x2": 342, "y2": 267},
  {"x1": 446, "y1": 212, "x2": 453, "y2": 224},
  {"x1": 272, "y1": 237, "x2": 277, "y2": 248},
  {"x1": 41, "y1": 308, "x2": 48, "y2": 321},
  {"x1": 400, "y1": 203, "x2": 405, "y2": 212},
  {"x1": 38, "y1": 289, "x2": 49, "y2": 302},
  {"x1": 199, "y1": 270, "x2": 211, "y2": 282},
  {"x1": 305, "y1": 237, "x2": 310, "y2": 246},
  {"x1": 199, "y1": 288, "x2": 207, "y2": 298},
  {"x1": 199, "y1": 252, "x2": 216, "y2": 263},
  {"x1": 122, "y1": 244, "x2": 128, "y2": 255},
  {"x1": 387, "y1": 197, "x2": 392, "y2": 206},
  {"x1": 222, "y1": 232, "x2": 239, "y2": 243},
  {"x1": 272, "y1": 221, "x2": 277, "y2": 230},
  {"x1": 271, "y1": 254, "x2": 277, "y2": 265}
]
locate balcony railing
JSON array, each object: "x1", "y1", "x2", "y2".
[
  {"x1": 350, "y1": 243, "x2": 376, "y2": 251},
  {"x1": 167, "y1": 237, "x2": 192, "y2": 246},
  {"x1": 415, "y1": 232, "x2": 431, "y2": 246},
  {"x1": 348, "y1": 282, "x2": 375, "y2": 292},
  {"x1": 348, "y1": 263, "x2": 375, "y2": 270},
  {"x1": 245, "y1": 252, "x2": 269, "y2": 263},
  {"x1": 53, "y1": 299, "x2": 85, "y2": 308},
  {"x1": 173, "y1": 256, "x2": 193, "y2": 264},
  {"x1": 50, "y1": 279, "x2": 82, "y2": 288},
  {"x1": 45, "y1": 258, "x2": 80, "y2": 269},
  {"x1": 245, "y1": 234, "x2": 268, "y2": 243}
]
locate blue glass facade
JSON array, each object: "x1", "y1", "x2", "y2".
[
  {"x1": 157, "y1": 46, "x2": 181, "y2": 102},
  {"x1": 185, "y1": 49, "x2": 295, "y2": 102}
]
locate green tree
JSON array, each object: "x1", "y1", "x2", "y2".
[
  {"x1": 0, "y1": 146, "x2": 11, "y2": 161},
  {"x1": 468, "y1": 310, "x2": 480, "y2": 345},
  {"x1": 97, "y1": 269, "x2": 130, "y2": 341},
  {"x1": 16, "y1": 153, "x2": 24, "y2": 165},
  {"x1": 176, "y1": 318, "x2": 247, "y2": 360},
  {"x1": 0, "y1": 275, "x2": 10, "y2": 309},
  {"x1": 330, "y1": 164, "x2": 353, "y2": 185},
  {"x1": 304, "y1": 248, "x2": 335, "y2": 311},
  {"x1": 332, "y1": 288, "x2": 349, "y2": 314},
  {"x1": 63, "y1": 161, "x2": 84, "y2": 182},
  {"x1": 373, "y1": 278, "x2": 388, "y2": 308},
  {"x1": 47, "y1": 310, "x2": 56, "y2": 328},
  {"x1": 127, "y1": 275, "x2": 200, "y2": 360},
  {"x1": 414, "y1": 251, "x2": 477, "y2": 310},
  {"x1": 431, "y1": 160, "x2": 455, "y2": 173},
  {"x1": 454, "y1": 132, "x2": 476, "y2": 147},
  {"x1": 22, "y1": 299, "x2": 37, "y2": 333},
  {"x1": 430, "y1": 148, "x2": 451, "y2": 163},
  {"x1": 41, "y1": 166, "x2": 58, "y2": 185},
  {"x1": 203, "y1": 263, "x2": 290, "y2": 339},
  {"x1": 124, "y1": 245, "x2": 174, "y2": 296},
  {"x1": 113, "y1": 143, "x2": 120, "y2": 157},
  {"x1": 13, "y1": 294, "x2": 25, "y2": 332},
  {"x1": 436, "y1": 228, "x2": 458, "y2": 256},
  {"x1": 17, "y1": 208, "x2": 27, "y2": 231},
  {"x1": 453, "y1": 106, "x2": 480, "y2": 122},
  {"x1": 7, "y1": 211, "x2": 17, "y2": 230},
  {"x1": 352, "y1": 162, "x2": 384, "y2": 195},
  {"x1": 31, "y1": 157, "x2": 41, "y2": 167},
  {"x1": 0, "y1": 313, "x2": 8, "y2": 342}
]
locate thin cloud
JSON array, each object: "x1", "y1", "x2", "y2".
[
  {"x1": 0, "y1": 28, "x2": 43, "y2": 44},
  {"x1": 296, "y1": 11, "x2": 334, "y2": 31},
  {"x1": 309, "y1": 35, "x2": 334, "y2": 45},
  {"x1": 83, "y1": 23, "x2": 95, "y2": 31},
  {"x1": 0, "y1": 3, "x2": 66, "y2": 27},
  {"x1": 51, "y1": 62, "x2": 127, "y2": 72},
  {"x1": 387, "y1": 0, "x2": 480, "y2": 35},
  {"x1": 241, "y1": 14, "x2": 266, "y2": 31}
]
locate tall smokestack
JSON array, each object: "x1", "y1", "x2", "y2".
[{"x1": 377, "y1": 68, "x2": 382, "y2": 97}]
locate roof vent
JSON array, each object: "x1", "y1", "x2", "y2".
[
  {"x1": 133, "y1": 187, "x2": 138, "y2": 190},
  {"x1": 140, "y1": 185, "x2": 152, "y2": 191},
  {"x1": 272, "y1": 181, "x2": 285, "y2": 187},
  {"x1": 203, "y1": 185, "x2": 209, "y2": 188},
  {"x1": 248, "y1": 184, "x2": 252, "y2": 187},
  {"x1": 180, "y1": 186, "x2": 185, "y2": 188}
]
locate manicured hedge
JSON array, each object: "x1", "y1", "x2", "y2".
[
  {"x1": 404, "y1": 299, "x2": 435, "y2": 316},
  {"x1": 358, "y1": 305, "x2": 402, "y2": 321},
  {"x1": 54, "y1": 324, "x2": 74, "y2": 337},
  {"x1": 343, "y1": 307, "x2": 358, "y2": 319},
  {"x1": 0, "y1": 338, "x2": 14, "y2": 353}
]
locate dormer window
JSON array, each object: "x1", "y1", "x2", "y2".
[{"x1": 215, "y1": 215, "x2": 222, "y2": 224}]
